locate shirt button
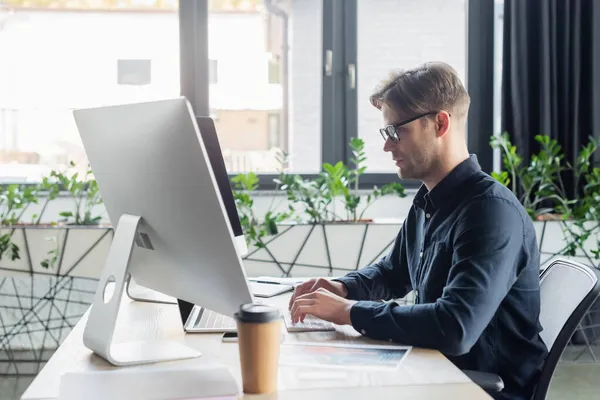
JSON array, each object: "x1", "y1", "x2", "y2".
[
  {"x1": 419, "y1": 251, "x2": 423, "y2": 258},
  {"x1": 425, "y1": 213, "x2": 431, "y2": 218},
  {"x1": 361, "y1": 329, "x2": 366, "y2": 335}
]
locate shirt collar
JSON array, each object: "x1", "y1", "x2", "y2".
[{"x1": 413, "y1": 154, "x2": 482, "y2": 212}]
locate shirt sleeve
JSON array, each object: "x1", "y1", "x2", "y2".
[
  {"x1": 333, "y1": 222, "x2": 412, "y2": 301},
  {"x1": 348, "y1": 197, "x2": 527, "y2": 356}
]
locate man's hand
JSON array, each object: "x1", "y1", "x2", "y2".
[
  {"x1": 289, "y1": 288, "x2": 357, "y2": 326},
  {"x1": 288, "y1": 278, "x2": 348, "y2": 310}
]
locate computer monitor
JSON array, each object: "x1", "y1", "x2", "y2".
[
  {"x1": 175, "y1": 117, "x2": 248, "y2": 325},
  {"x1": 72, "y1": 97, "x2": 255, "y2": 366},
  {"x1": 125, "y1": 116, "x2": 248, "y2": 305},
  {"x1": 195, "y1": 116, "x2": 247, "y2": 257}
]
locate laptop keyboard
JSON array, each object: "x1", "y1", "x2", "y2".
[
  {"x1": 191, "y1": 307, "x2": 335, "y2": 332},
  {"x1": 193, "y1": 308, "x2": 237, "y2": 330}
]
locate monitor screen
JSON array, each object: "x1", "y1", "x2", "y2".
[{"x1": 195, "y1": 117, "x2": 244, "y2": 238}]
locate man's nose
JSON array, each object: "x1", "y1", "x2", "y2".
[{"x1": 383, "y1": 137, "x2": 394, "y2": 152}]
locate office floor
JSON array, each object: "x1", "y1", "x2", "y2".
[{"x1": 2, "y1": 363, "x2": 600, "y2": 400}]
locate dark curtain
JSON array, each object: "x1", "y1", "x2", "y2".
[{"x1": 501, "y1": 0, "x2": 600, "y2": 199}]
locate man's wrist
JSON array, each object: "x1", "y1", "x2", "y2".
[
  {"x1": 344, "y1": 300, "x2": 357, "y2": 325},
  {"x1": 332, "y1": 279, "x2": 349, "y2": 298}
]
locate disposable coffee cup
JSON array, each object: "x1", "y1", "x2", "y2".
[{"x1": 234, "y1": 303, "x2": 282, "y2": 394}]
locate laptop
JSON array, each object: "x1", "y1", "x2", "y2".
[
  {"x1": 178, "y1": 278, "x2": 334, "y2": 333},
  {"x1": 181, "y1": 302, "x2": 335, "y2": 333}
]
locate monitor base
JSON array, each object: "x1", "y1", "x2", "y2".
[
  {"x1": 83, "y1": 213, "x2": 200, "y2": 366},
  {"x1": 105, "y1": 340, "x2": 200, "y2": 367}
]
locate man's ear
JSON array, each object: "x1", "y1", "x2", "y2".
[
  {"x1": 370, "y1": 97, "x2": 383, "y2": 110},
  {"x1": 435, "y1": 111, "x2": 451, "y2": 138}
]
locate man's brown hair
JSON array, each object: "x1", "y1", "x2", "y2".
[{"x1": 370, "y1": 61, "x2": 470, "y2": 121}]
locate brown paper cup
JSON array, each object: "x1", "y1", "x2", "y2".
[{"x1": 234, "y1": 304, "x2": 282, "y2": 394}]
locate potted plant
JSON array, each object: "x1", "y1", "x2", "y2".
[
  {"x1": 0, "y1": 162, "x2": 113, "y2": 278},
  {"x1": 490, "y1": 133, "x2": 600, "y2": 266},
  {"x1": 490, "y1": 133, "x2": 600, "y2": 348},
  {"x1": 232, "y1": 138, "x2": 407, "y2": 278},
  {"x1": 0, "y1": 163, "x2": 113, "y2": 374}
]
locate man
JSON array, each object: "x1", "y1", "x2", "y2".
[{"x1": 288, "y1": 61, "x2": 548, "y2": 400}]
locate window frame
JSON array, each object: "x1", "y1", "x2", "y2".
[{"x1": 179, "y1": 0, "x2": 495, "y2": 190}]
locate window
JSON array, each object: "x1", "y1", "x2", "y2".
[
  {"x1": 268, "y1": 111, "x2": 280, "y2": 149},
  {"x1": 0, "y1": 0, "x2": 179, "y2": 182},
  {"x1": 356, "y1": 0, "x2": 469, "y2": 173},
  {"x1": 209, "y1": 59, "x2": 219, "y2": 84},
  {"x1": 0, "y1": 1, "x2": 494, "y2": 186},
  {"x1": 207, "y1": 0, "x2": 322, "y2": 174},
  {"x1": 268, "y1": 57, "x2": 281, "y2": 84},
  {"x1": 117, "y1": 59, "x2": 152, "y2": 86}
]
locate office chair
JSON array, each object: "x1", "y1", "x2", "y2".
[{"x1": 464, "y1": 258, "x2": 600, "y2": 399}]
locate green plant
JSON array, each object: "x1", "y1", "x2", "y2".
[
  {"x1": 344, "y1": 138, "x2": 405, "y2": 221},
  {"x1": 279, "y1": 173, "x2": 333, "y2": 223},
  {"x1": 492, "y1": 134, "x2": 563, "y2": 219},
  {"x1": 232, "y1": 138, "x2": 406, "y2": 248},
  {"x1": 232, "y1": 153, "x2": 293, "y2": 248},
  {"x1": 42, "y1": 161, "x2": 103, "y2": 225},
  {"x1": 491, "y1": 132, "x2": 600, "y2": 263},
  {"x1": 0, "y1": 162, "x2": 105, "y2": 270},
  {"x1": 40, "y1": 235, "x2": 60, "y2": 269},
  {"x1": 0, "y1": 184, "x2": 39, "y2": 262},
  {"x1": 275, "y1": 138, "x2": 406, "y2": 224}
]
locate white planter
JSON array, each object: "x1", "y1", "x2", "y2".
[
  {"x1": 534, "y1": 220, "x2": 600, "y2": 349},
  {"x1": 534, "y1": 220, "x2": 600, "y2": 269},
  {"x1": 241, "y1": 219, "x2": 598, "y2": 275},
  {"x1": 0, "y1": 226, "x2": 112, "y2": 375},
  {"x1": 0, "y1": 226, "x2": 113, "y2": 279},
  {"x1": 241, "y1": 221, "x2": 404, "y2": 277}
]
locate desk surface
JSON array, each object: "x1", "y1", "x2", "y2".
[{"x1": 22, "y1": 291, "x2": 491, "y2": 400}]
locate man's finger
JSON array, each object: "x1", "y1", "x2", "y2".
[
  {"x1": 291, "y1": 304, "x2": 314, "y2": 324},
  {"x1": 291, "y1": 299, "x2": 314, "y2": 323},
  {"x1": 295, "y1": 291, "x2": 317, "y2": 302},
  {"x1": 288, "y1": 289, "x2": 297, "y2": 309},
  {"x1": 289, "y1": 282, "x2": 308, "y2": 309},
  {"x1": 289, "y1": 279, "x2": 317, "y2": 309}
]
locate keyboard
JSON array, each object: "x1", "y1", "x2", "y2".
[
  {"x1": 186, "y1": 307, "x2": 237, "y2": 332},
  {"x1": 282, "y1": 311, "x2": 335, "y2": 332},
  {"x1": 185, "y1": 307, "x2": 335, "y2": 333}
]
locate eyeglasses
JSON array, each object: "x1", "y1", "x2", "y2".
[{"x1": 379, "y1": 111, "x2": 444, "y2": 142}]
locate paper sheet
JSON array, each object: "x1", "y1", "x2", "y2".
[
  {"x1": 279, "y1": 342, "x2": 412, "y2": 371},
  {"x1": 253, "y1": 276, "x2": 344, "y2": 285}
]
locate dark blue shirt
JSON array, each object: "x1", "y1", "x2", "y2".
[{"x1": 335, "y1": 155, "x2": 548, "y2": 400}]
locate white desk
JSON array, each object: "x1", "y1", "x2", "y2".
[{"x1": 21, "y1": 292, "x2": 491, "y2": 399}]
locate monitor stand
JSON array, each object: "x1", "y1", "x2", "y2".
[
  {"x1": 82, "y1": 213, "x2": 201, "y2": 366},
  {"x1": 125, "y1": 276, "x2": 177, "y2": 305}
]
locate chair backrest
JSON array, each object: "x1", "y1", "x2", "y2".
[{"x1": 533, "y1": 258, "x2": 600, "y2": 400}]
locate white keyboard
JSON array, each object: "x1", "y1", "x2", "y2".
[
  {"x1": 188, "y1": 307, "x2": 237, "y2": 332},
  {"x1": 282, "y1": 311, "x2": 335, "y2": 332},
  {"x1": 186, "y1": 307, "x2": 335, "y2": 333}
]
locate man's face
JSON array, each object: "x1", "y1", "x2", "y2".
[{"x1": 381, "y1": 103, "x2": 439, "y2": 180}]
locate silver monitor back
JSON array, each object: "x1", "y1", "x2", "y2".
[{"x1": 72, "y1": 97, "x2": 254, "y2": 365}]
